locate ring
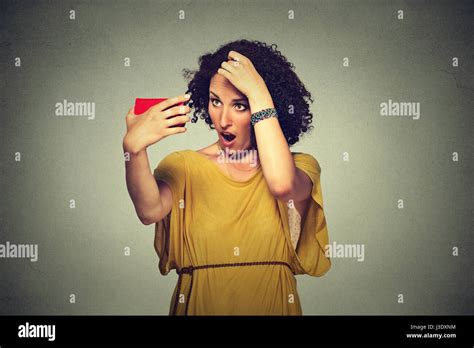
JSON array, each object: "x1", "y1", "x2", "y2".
[{"x1": 230, "y1": 57, "x2": 240, "y2": 67}]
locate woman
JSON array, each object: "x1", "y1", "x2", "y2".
[{"x1": 123, "y1": 39, "x2": 331, "y2": 315}]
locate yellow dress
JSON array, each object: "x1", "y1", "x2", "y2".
[{"x1": 153, "y1": 150, "x2": 331, "y2": 315}]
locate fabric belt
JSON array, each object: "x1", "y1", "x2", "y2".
[{"x1": 172, "y1": 261, "x2": 293, "y2": 315}]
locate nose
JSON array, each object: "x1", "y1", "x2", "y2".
[{"x1": 218, "y1": 106, "x2": 233, "y2": 130}]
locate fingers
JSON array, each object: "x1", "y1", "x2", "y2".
[
  {"x1": 217, "y1": 67, "x2": 232, "y2": 80},
  {"x1": 221, "y1": 61, "x2": 237, "y2": 72},
  {"x1": 228, "y1": 59, "x2": 241, "y2": 68},
  {"x1": 165, "y1": 114, "x2": 190, "y2": 128},
  {"x1": 152, "y1": 94, "x2": 190, "y2": 112},
  {"x1": 227, "y1": 50, "x2": 248, "y2": 63},
  {"x1": 160, "y1": 104, "x2": 190, "y2": 120},
  {"x1": 163, "y1": 125, "x2": 187, "y2": 136}
]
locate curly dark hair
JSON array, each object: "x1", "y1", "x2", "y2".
[{"x1": 182, "y1": 39, "x2": 314, "y2": 146}]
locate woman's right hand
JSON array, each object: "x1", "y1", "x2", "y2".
[{"x1": 123, "y1": 94, "x2": 191, "y2": 154}]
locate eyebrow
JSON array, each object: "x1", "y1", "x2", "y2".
[{"x1": 209, "y1": 91, "x2": 248, "y2": 103}]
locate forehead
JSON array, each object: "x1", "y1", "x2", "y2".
[{"x1": 209, "y1": 74, "x2": 246, "y2": 99}]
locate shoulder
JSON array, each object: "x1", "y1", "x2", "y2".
[
  {"x1": 154, "y1": 150, "x2": 193, "y2": 186},
  {"x1": 159, "y1": 149, "x2": 195, "y2": 162},
  {"x1": 157, "y1": 150, "x2": 184, "y2": 165},
  {"x1": 156, "y1": 149, "x2": 211, "y2": 172},
  {"x1": 291, "y1": 152, "x2": 321, "y2": 173},
  {"x1": 155, "y1": 150, "x2": 192, "y2": 173}
]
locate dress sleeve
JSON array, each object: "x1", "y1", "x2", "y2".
[
  {"x1": 152, "y1": 151, "x2": 186, "y2": 275},
  {"x1": 292, "y1": 153, "x2": 331, "y2": 277}
]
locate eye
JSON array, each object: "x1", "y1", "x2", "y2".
[
  {"x1": 235, "y1": 103, "x2": 248, "y2": 111},
  {"x1": 210, "y1": 98, "x2": 247, "y2": 111},
  {"x1": 210, "y1": 98, "x2": 221, "y2": 107}
]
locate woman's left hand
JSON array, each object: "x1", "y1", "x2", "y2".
[{"x1": 217, "y1": 50, "x2": 270, "y2": 101}]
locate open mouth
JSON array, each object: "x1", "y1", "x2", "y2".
[{"x1": 221, "y1": 131, "x2": 236, "y2": 143}]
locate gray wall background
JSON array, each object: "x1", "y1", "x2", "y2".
[{"x1": 0, "y1": 0, "x2": 473, "y2": 315}]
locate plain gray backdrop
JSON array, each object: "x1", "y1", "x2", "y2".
[{"x1": 1, "y1": 0, "x2": 473, "y2": 315}]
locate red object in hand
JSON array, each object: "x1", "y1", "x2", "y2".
[{"x1": 134, "y1": 98, "x2": 186, "y2": 128}]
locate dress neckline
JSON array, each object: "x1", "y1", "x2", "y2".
[{"x1": 189, "y1": 150, "x2": 262, "y2": 186}]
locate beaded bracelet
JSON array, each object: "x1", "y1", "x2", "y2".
[{"x1": 250, "y1": 107, "x2": 278, "y2": 126}]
